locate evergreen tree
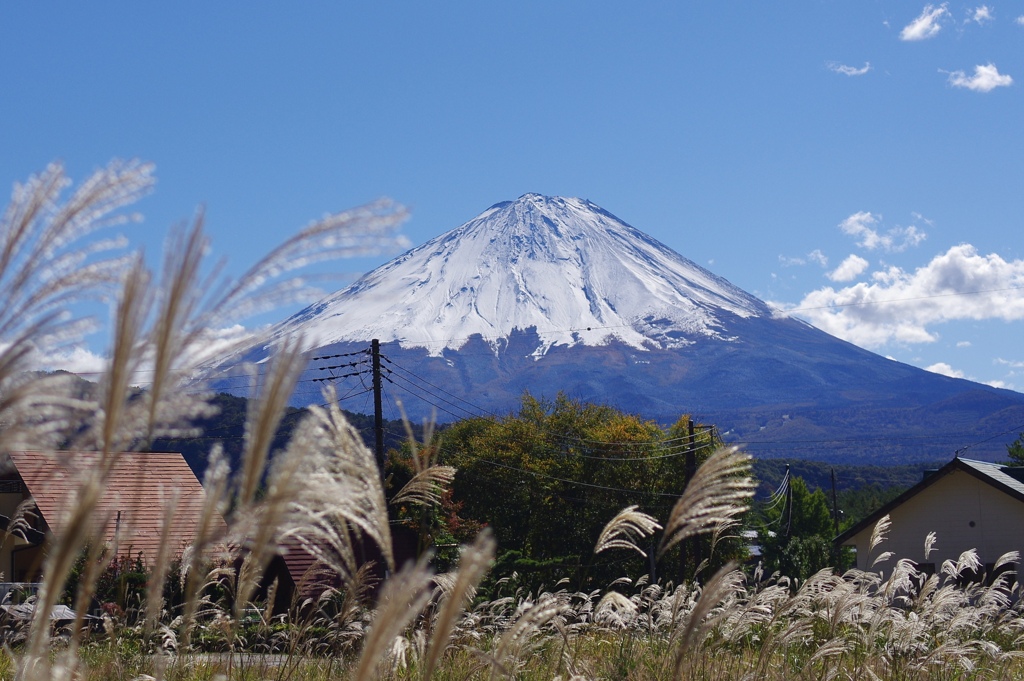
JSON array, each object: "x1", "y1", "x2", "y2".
[
  {"x1": 1005, "y1": 433, "x2": 1024, "y2": 466},
  {"x1": 757, "y1": 476, "x2": 835, "y2": 581}
]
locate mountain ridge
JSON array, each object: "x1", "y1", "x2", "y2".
[{"x1": 226, "y1": 194, "x2": 1024, "y2": 465}]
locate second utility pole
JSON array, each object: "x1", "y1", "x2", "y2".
[{"x1": 371, "y1": 338, "x2": 385, "y2": 478}]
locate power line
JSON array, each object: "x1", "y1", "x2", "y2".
[
  {"x1": 380, "y1": 354, "x2": 496, "y2": 419},
  {"x1": 472, "y1": 457, "x2": 683, "y2": 499}
]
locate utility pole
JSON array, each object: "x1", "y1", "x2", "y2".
[
  {"x1": 830, "y1": 468, "x2": 840, "y2": 537},
  {"x1": 831, "y1": 467, "x2": 841, "y2": 570},
  {"x1": 681, "y1": 419, "x2": 698, "y2": 583},
  {"x1": 371, "y1": 339, "x2": 385, "y2": 479},
  {"x1": 690, "y1": 421, "x2": 705, "y2": 576}
]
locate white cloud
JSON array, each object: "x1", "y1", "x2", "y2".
[
  {"x1": 956, "y1": 340, "x2": 972, "y2": 348},
  {"x1": 827, "y1": 62, "x2": 871, "y2": 77},
  {"x1": 808, "y1": 250, "x2": 829, "y2": 267},
  {"x1": 828, "y1": 254, "x2": 870, "y2": 282},
  {"x1": 947, "y1": 63, "x2": 1013, "y2": 92},
  {"x1": 1017, "y1": 16, "x2": 1024, "y2": 26},
  {"x1": 926, "y1": 362, "x2": 965, "y2": 378},
  {"x1": 985, "y1": 379, "x2": 1011, "y2": 389},
  {"x1": 16, "y1": 323, "x2": 260, "y2": 387},
  {"x1": 996, "y1": 358, "x2": 1024, "y2": 369},
  {"x1": 839, "y1": 212, "x2": 928, "y2": 252},
  {"x1": 782, "y1": 243, "x2": 1024, "y2": 348},
  {"x1": 901, "y1": 4, "x2": 949, "y2": 40},
  {"x1": 28, "y1": 345, "x2": 107, "y2": 375},
  {"x1": 970, "y1": 5, "x2": 993, "y2": 24}
]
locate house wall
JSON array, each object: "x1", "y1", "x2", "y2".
[{"x1": 849, "y1": 469, "x2": 1024, "y2": 575}]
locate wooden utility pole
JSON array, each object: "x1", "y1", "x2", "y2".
[
  {"x1": 680, "y1": 419, "x2": 698, "y2": 583},
  {"x1": 371, "y1": 339, "x2": 385, "y2": 478},
  {"x1": 830, "y1": 467, "x2": 840, "y2": 536}
]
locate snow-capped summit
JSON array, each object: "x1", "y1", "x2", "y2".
[{"x1": 273, "y1": 194, "x2": 771, "y2": 356}]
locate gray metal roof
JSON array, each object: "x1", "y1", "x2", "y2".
[{"x1": 958, "y1": 458, "x2": 1024, "y2": 498}]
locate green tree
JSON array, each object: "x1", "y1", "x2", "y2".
[
  {"x1": 1005, "y1": 432, "x2": 1024, "y2": 466},
  {"x1": 438, "y1": 393, "x2": 739, "y2": 591},
  {"x1": 757, "y1": 476, "x2": 836, "y2": 581}
]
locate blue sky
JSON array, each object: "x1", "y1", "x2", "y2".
[{"x1": 2, "y1": 2, "x2": 1023, "y2": 389}]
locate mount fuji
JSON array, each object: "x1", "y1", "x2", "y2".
[{"x1": 232, "y1": 194, "x2": 1024, "y2": 464}]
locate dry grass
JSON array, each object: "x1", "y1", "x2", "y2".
[{"x1": 4, "y1": 162, "x2": 1024, "y2": 681}]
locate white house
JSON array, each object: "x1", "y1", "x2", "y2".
[{"x1": 834, "y1": 456, "x2": 1024, "y2": 580}]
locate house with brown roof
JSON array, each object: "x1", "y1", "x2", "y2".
[
  {"x1": 834, "y1": 456, "x2": 1024, "y2": 580},
  {"x1": 0, "y1": 451, "x2": 223, "y2": 583}
]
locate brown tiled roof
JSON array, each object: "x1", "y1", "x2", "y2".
[{"x1": 8, "y1": 450, "x2": 225, "y2": 566}]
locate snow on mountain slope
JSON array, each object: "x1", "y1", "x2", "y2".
[{"x1": 272, "y1": 194, "x2": 772, "y2": 356}]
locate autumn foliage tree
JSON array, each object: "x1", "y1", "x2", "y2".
[{"x1": 437, "y1": 393, "x2": 736, "y2": 590}]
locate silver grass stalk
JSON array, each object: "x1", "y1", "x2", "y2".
[
  {"x1": 594, "y1": 505, "x2": 662, "y2": 558},
  {"x1": 236, "y1": 336, "x2": 306, "y2": 510},
  {"x1": 672, "y1": 563, "x2": 745, "y2": 677},
  {"x1": 390, "y1": 464, "x2": 457, "y2": 508},
  {"x1": 0, "y1": 161, "x2": 150, "y2": 352},
  {"x1": 180, "y1": 444, "x2": 230, "y2": 648},
  {"x1": 657, "y1": 446, "x2": 754, "y2": 560},
  {"x1": 278, "y1": 386, "x2": 396, "y2": 579},
  {"x1": 994, "y1": 550, "x2": 1019, "y2": 573},
  {"x1": 72, "y1": 254, "x2": 150, "y2": 455},
  {"x1": 594, "y1": 591, "x2": 638, "y2": 628},
  {"x1": 197, "y1": 198, "x2": 409, "y2": 327},
  {"x1": 140, "y1": 215, "x2": 213, "y2": 447},
  {"x1": 352, "y1": 558, "x2": 434, "y2": 681},
  {"x1": 868, "y1": 514, "x2": 891, "y2": 554},
  {"x1": 230, "y1": 339, "x2": 311, "y2": 618},
  {"x1": 870, "y1": 551, "x2": 895, "y2": 569},
  {"x1": 942, "y1": 548, "x2": 983, "y2": 581},
  {"x1": 389, "y1": 405, "x2": 456, "y2": 509},
  {"x1": 488, "y1": 595, "x2": 566, "y2": 681},
  {"x1": 143, "y1": 487, "x2": 182, "y2": 639},
  {"x1": 64, "y1": 523, "x2": 120, "y2": 664},
  {"x1": 421, "y1": 530, "x2": 497, "y2": 680},
  {"x1": 21, "y1": 260, "x2": 151, "y2": 671},
  {"x1": 924, "y1": 531, "x2": 938, "y2": 560}
]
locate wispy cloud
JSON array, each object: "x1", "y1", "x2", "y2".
[
  {"x1": 947, "y1": 63, "x2": 1013, "y2": 92},
  {"x1": 808, "y1": 249, "x2": 828, "y2": 267},
  {"x1": 827, "y1": 61, "x2": 871, "y2": 76},
  {"x1": 780, "y1": 250, "x2": 829, "y2": 268},
  {"x1": 901, "y1": 4, "x2": 949, "y2": 40},
  {"x1": 779, "y1": 244, "x2": 1024, "y2": 348},
  {"x1": 828, "y1": 254, "x2": 870, "y2": 282},
  {"x1": 926, "y1": 362, "x2": 964, "y2": 378},
  {"x1": 996, "y1": 358, "x2": 1024, "y2": 369},
  {"x1": 956, "y1": 340, "x2": 972, "y2": 348},
  {"x1": 970, "y1": 5, "x2": 993, "y2": 24},
  {"x1": 839, "y1": 212, "x2": 927, "y2": 252},
  {"x1": 1016, "y1": 16, "x2": 1024, "y2": 26}
]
